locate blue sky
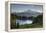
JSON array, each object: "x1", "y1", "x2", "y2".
[{"x1": 10, "y1": 4, "x2": 43, "y2": 13}]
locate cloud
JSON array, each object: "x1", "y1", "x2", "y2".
[{"x1": 31, "y1": 9, "x2": 42, "y2": 13}]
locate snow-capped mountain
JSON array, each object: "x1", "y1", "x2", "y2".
[{"x1": 11, "y1": 10, "x2": 43, "y2": 17}]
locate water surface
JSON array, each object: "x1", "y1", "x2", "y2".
[{"x1": 16, "y1": 19, "x2": 33, "y2": 25}]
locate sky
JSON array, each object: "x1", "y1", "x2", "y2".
[{"x1": 10, "y1": 4, "x2": 43, "y2": 13}]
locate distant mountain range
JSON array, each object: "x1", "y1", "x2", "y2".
[{"x1": 11, "y1": 10, "x2": 43, "y2": 17}]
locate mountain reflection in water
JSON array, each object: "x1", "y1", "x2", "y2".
[{"x1": 16, "y1": 19, "x2": 33, "y2": 25}]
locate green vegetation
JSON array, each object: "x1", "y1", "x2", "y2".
[
  {"x1": 32, "y1": 14, "x2": 43, "y2": 26},
  {"x1": 19, "y1": 23, "x2": 42, "y2": 29},
  {"x1": 10, "y1": 14, "x2": 43, "y2": 29}
]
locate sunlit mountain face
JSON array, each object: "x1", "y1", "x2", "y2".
[{"x1": 11, "y1": 9, "x2": 43, "y2": 17}]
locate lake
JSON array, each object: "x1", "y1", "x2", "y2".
[{"x1": 16, "y1": 19, "x2": 33, "y2": 25}]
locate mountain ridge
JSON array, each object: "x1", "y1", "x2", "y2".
[{"x1": 11, "y1": 10, "x2": 42, "y2": 17}]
